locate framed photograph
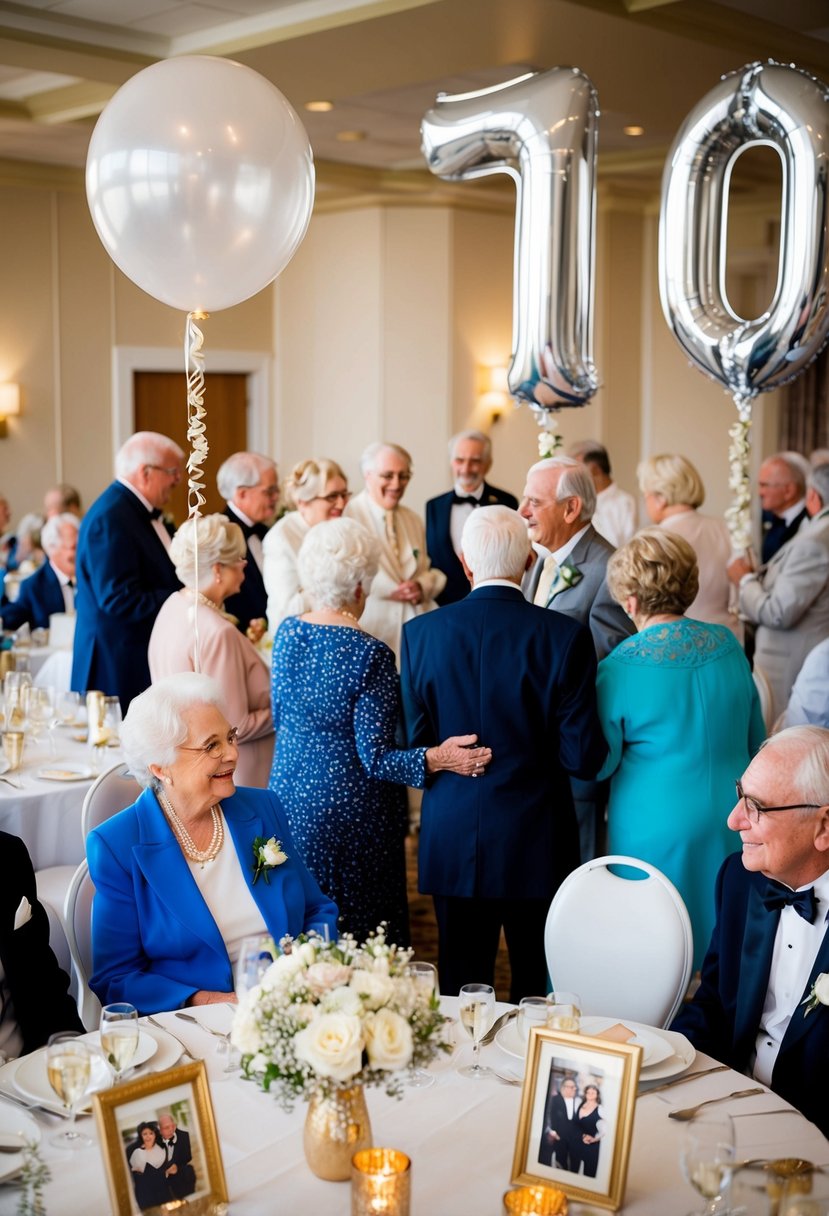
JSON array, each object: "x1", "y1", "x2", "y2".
[
  {"x1": 510, "y1": 1027, "x2": 643, "y2": 1211},
  {"x1": 93, "y1": 1061, "x2": 228, "y2": 1215}
]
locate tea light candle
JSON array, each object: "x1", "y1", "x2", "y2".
[
  {"x1": 503, "y1": 1184, "x2": 569, "y2": 1215},
  {"x1": 351, "y1": 1148, "x2": 411, "y2": 1216}
]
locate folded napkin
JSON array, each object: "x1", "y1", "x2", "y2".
[{"x1": 13, "y1": 897, "x2": 31, "y2": 931}]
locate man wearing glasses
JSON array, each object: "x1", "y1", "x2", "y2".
[
  {"x1": 673, "y1": 725, "x2": 829, "y2": 1136},
  {"x1": 217, "y1": 451, "x2": 279, "y2": 641},
  {"x1": 72, "y1": 431, "x2": 183, "y2": 711}
]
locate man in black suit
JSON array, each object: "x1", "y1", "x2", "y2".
[
  {"x1": 540, "y1": 1076, "x2": 582, "y2": 1172},
  {"x1": 217, "y1": 451, "x2": 279, "y2": 639},
  {"x1": 673, "y1": 726, "x2": 829, "y2": 1136},
  {"x1": 158, "y1": 1112, "x2": 197, "y2": 1198},
  {"x1": 0, "y1": 832, "x2": 83, "y2": 1058},
  {"x1": 1, "y1": 512, "x2": 79, "y2": 630},
  {"x1": 425, "y1": 430, "x2": 517, "y2": 606},
  {"x1": 759, "y1": 452, "x2": 809, "y2": 563}
]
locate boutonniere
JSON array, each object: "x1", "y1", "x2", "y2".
[
  {"x1": 252, "y1": 836, "x2": 288, "y2": 884},
  {"x1": 413, "y1": 548, "x2": 420, "y2": 561},
  {"x1": 802, "y1": 972, "x2": 829, "y2": 1016},
  {"x1": 558, "y1": 561, "x2": 583, "y2": 589}
]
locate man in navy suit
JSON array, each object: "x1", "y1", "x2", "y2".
[
  {"x1": 158, "y1": 1113, "x2": 196, "y2": 1199},
  {"x1": 217, "y1": 451, "x2": 279, "y2": 639},
  {"x1": 401, "y1": 506, "x2": 607, "y2": 1000},
  {"x1": 673, "y1": 726, "x2": 829, "y2": 1136},
  {"x1": 1, "y1": 512, "x2": 78, "y2": 630},
  {"x1": 758, "y1": 452, "x2": 809, "y2": 563},
  {"x1": 425, "y1": 430, "x2": 517, "y2": 606},
  {"x1": 71, "y1": 431, "x2": 183, "y2": 711}
]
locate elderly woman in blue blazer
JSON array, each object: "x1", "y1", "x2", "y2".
[{"x1": 88, "y1": 672, "x2": 337, "y2": 1014}]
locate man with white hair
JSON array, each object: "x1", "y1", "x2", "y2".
[
  {"x1": 673, "y1": 726, "x2": 829, "y2": 1136},
  {"x1": 0, "y1": 512, "x2": 78, "y2": 629},
  {"x1": 217, "y1": 451, "x2": 279, "y2": 638},
  {"x1": 757, "y1": 451, "x2": 810, "y2": 563},
  {"x1": 426, "y1": 429, "x2": 518, "y2": 605},
  {"x1": 346, "y1": 442, "x2": 445, "y2": 664},
  {"x1": 401, "y1": 506, "x2": 606, "y2": 1000},
  {"x1": 71, "y1": 431, "x2": 183, "y2": 710}
]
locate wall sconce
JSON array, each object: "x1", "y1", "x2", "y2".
[
  {"x1": 0, "y1": 384, "x2": 21, "y2": 438},
  {"x1": 477, "y1": 364, "x2": 511, "y2": 425}
]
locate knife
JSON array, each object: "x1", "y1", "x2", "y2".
[{"x1": 638, "y1": 1063, "x2": 729, "y2": 1096}]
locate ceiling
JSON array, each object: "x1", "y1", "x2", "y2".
[{"x1": 0, "y1": 0, "x2": 825, "y2": 199}]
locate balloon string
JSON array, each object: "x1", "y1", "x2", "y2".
[{"x1": 185, "y1": 310, "x2": 210, "y2": 674}]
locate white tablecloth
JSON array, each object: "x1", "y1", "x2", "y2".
[{"x1": 0, "y1": 1000, "x2": 826, "y2": 1215}]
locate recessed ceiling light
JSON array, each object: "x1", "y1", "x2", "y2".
[
  {"x1": 336, "y1": 130, "x2": 367, "y2": 142},
  {"x1": 624, "y1": 125, "x2": 645, "y2": 137},
  {"x1": 305, "y1": 100, "x2": 334, "y2": 113}
]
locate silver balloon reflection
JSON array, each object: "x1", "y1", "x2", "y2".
[
  {"x1": 659, "y1": 60, "x2": 829, "y2": 411},
  {"x1": 422, "y1": 68, "x2": 599, "y2": 412}
]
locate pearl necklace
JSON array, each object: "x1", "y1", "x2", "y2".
[
  {"x1": 192, "y1": 589, "x2": 238, "y2": 625},
  {"x1": 158, "y1": 790, "x2": 224, "y2": 866},
  {"x1": 337, "y1": 608, "x2": 361, "y2": 625}
]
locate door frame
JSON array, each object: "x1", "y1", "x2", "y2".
[{"x1": 112, "y1": 346, "x2": 272, "y2": 460}]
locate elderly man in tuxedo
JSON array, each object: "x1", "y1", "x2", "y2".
[
  {"x1": 521, "y1": 456, "x2": 633, "y2": 862},
  {"x1": 71, "y1": 431, "x2": 183, "y2": 711},
  {"x1": 729, "y1": 462, "x2": 829, "y2": 722},
  {"x1": 157, "y1": 1112, "x2": 196, "y2": 1199},
  {"x1": 401, "y1": 506, "x2": 606, "y2": 1000},
  {"x1": 540, "y1": 1076, "x2": 582, "y2": 1171},
  {"x1": 673, "y1": 726, "x2": 829, "y2": 1136},
  {"x1": 757, "y1": 451, "x2": 810, "y2": 563},
  {"x1": 426, "y1": 429, "x2": 517, "y2": 606},
  {"x1": 346, "y1": 442, "x2": 445, "y2": 665},
  {"x1": 217, "y1": 451, "x2": 279, "y2": 640},
  {"x1": 1, "y1": 512, "x2": 78, "y2": 630}
]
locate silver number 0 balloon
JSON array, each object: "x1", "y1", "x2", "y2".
[{"x1": 421, "y1": 68, "x2": 600, "y2": 413}]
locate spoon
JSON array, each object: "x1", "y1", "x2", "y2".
[{"x1": 668, "y1": 1086, "x2": 766, "y2": 1121}]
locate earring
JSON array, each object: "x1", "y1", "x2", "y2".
[{"x1": 164, "y1": 776, "x2": 173, "y2": 787}]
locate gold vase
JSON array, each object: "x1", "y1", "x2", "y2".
[{"x1": 303, "y1": 1084, "x2": 372, "y2": 1181}]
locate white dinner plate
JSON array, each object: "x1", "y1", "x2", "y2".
[
  {"x1": 0, "y1": 1104, "x2": 40, "y2": 1183},
  {"x1": 87, "y1": 1029, "x2": 158, "y2": 1070},
  {"x1": 14, "y1": 1029, "x2": 161, "y2": 1112},
  {"x1": 37, "y1": 765, "x2": 94, "y2": 782},
  {"x1": 495, "y1": 1016, "x2": 694, "y2": 1081}
]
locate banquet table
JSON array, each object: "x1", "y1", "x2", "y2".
[{"x1": 0, "y1": 1000, "x2": 825, "y2": 1216}]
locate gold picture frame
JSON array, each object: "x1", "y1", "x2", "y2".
[
  {"x1": 93, "y1": 1061, "x2": 228, "y2": 1215},
  {"x1": 510, "y1": 1027, "x2": 643, "y2": 1211}
]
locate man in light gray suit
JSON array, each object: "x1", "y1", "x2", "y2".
[
  {"x1": 520, "y1": 456, "x2": 633, "y2": 860},
  {"x1": 729, "y1": 462, "x2": 829, "y2": 722}
]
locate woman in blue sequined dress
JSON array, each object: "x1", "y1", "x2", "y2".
[
  {"x1": 269, "y1": 517, "x2": 490, "y2": 945},
  {"x1": 597, "y1": 528, "x2": 765, "y2": 968}
]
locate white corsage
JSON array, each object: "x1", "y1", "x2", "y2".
[
  {"x1": 252, "y1": 836, "x2": 288, "y2": 885},
  {"x1": 801, "y1": 972, "x2": 829, "y2": 1017}
]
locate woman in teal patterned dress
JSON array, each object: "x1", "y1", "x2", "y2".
[{"x1": 597, "y1": 528, "x2": 765, "y2": 969}]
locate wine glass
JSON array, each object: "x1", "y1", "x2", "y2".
[
  {"x1": 99, "y1": 1002, "x2": 139, "y2": 1081},
  {"x1": 406, "y1": 962, "x2": 439, "y2": 1088},
  {"x1": 22, "y1": 684, "x2": 52, "y2": 744},
  {"x1": 103, "y1": 696, "x2": 122, "y2": 748},
  {"x1": 680, "y1": 1111, "x2": 735, "y2": 1216},
  {"x1": 235, "y1": 934, "x2": 277, "y2": 997},
  {"x1": 457, "y1": 983, "x2": 495, "y2": 1079},
  {"x1": 45, "y1": 1033, "x2": 93, "y2": 1149},
  {"x1": 57, "y1": 690, "x2": 82, "y2": 727}
]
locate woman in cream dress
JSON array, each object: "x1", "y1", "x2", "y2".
[
  {"x1": 148, "y1": 515, "x2": 274, "y2": 787},
  {"x1": 261, "y1": 458, "x2": 349, "y2": 634}
]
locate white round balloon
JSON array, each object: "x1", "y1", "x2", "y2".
[{"x1": 86, "y1": 55, "x2": 315, "y2": 312}]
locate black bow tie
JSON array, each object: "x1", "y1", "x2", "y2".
[
  {"x1": 761, "y1": 880, "x2": 818, "y2": 923},
  {"x1": 249, "y1": 522, "x2": 269, "y2": 541},
  {"x1": 452, "y1": 492, "x2": 481, "y2": 507},
  {"x1": 149, "y1": 507, "x2": 162, "y2": 520}
]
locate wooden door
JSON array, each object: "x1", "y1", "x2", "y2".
[{"x1": 133, "y1": 371, "x2": 249, "y2": 524}]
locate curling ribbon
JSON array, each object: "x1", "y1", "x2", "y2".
[{"x1": 185, "y1": 311, "x2": 210, "y2": 672}]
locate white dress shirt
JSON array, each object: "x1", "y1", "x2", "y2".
[
  {"x1": 117, "y1": 479, "x2": 173, "y2": 553},
  {"x1": 228, "y1": 503, "x2": 263, "y2": 571},
  {"x1": 449, "y1": 481, "x2": 484, "y2": 556},
  {"x1": 593, "y1": 482, "x2": 636, "y2": 549},
  {"x1": 51, "y1": 561, "x2": 75, "y2": 613}
]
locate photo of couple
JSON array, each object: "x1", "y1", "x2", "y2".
[
  {"x1": 123, "y1": 1106, "x2": 198, "y2": 1212},
  {"x1": 538, "y1": 1067, "x2": 608, "y2": 1179}
]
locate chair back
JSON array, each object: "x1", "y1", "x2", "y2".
[
  {"x1": 81, "y1": 761, "x2": 140, "y2": 838},
  {"x1": 544, "y1": 855, "x2": 693, "y2": 1029},
  {"x1": 752, "y1": 663, "x2": 776, "y2": 732},
  {"x1": 63, "y1": 860, "x2": 100, "y2": 1030}
]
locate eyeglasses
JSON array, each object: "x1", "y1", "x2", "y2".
[
  {"x1": 145, "y1": 464, "x2": 181, "y2": 478},
  {"x1": 375, "y1": 472, "x2": 411, "y2": 483},
  {"x1": 734, "y1": 779, "x2": 824, "y2": 824},
  {"x1": 311, "y1": 491, "x2": 352, "y2": 505},
  {"x1": 179, "y1": 727, "x2": 239, "y2": 760}
]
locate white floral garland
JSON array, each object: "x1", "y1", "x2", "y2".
[
  {"x1": 724, "y1": 395, "x2": 754, "y2": 554},
  {"x1": 532, "y1": 404, "x2": 563, "y2": 458}
]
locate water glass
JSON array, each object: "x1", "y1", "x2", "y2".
[
  {"x1": 780, "y1": 1166, "x2": 829, "y2": 1215},
  {"x1": 546, "y1": 991, "x2": 582, "y2": 1032},
  {"x1": 680, "y1": 1111, "x2": 735, "y2": 1216},
  {"x1": 457, "y1": 983, "x2": 495, "y2": 1079},
  {"x1": 518, "y1": 996, "x2": 550, "y2": 1042}
]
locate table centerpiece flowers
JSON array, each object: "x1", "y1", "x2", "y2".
[{"x1": 230, "y1": 926, "x2": 450, "y2": 1179}]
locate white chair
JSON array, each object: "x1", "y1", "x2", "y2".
[
  {"x1": 82, "y1": 760, "x2": 140, "y2": 836},
  {"x1": 64, "y1": 859, "x2": 99, "y2": 1030},
  {"x1": 544, "y1": 855, "x2": 693, "y2": 1029}
]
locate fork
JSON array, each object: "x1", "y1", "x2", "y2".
[
  {"x1": 0, "y1": 774, "x2": 23, "y2": 790},
  {"x1": 175, "y1": 1011, "x2": 231, "y2": 1040},
  {"x1": 668, "y1": 1086, "x2": 766, "y2": 1121},
  {"x1": 145, "y1": 1016, "x2": 201, "y2": 1061}
]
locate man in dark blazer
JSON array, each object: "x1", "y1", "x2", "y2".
[
  {"x1": 401, "y1": 506, "x2": 607, "y2": 1000},
  {"x1": 217, "y1": 451, "x2": 279, "y2": 638},
  {"x1": 1, "y1": 512, "x2": 79, "y2": 630},
  {"x1": 0, "y1": 832, "x2": 83, "y2": 1057},
  {"x1": 758, "y1": 452, "x2": 809, "y2": 563},
  {"x1": 158, "y1": 1112, "x2": 196, "y2": 1198},
  {"x1": 673, "y1": 726, "x2": 829, "y2": 1136},
  {"x1": 425, "y1": 430, "x2": 517, "y2": 606},
  {"x1": 71, "y1": 431, "x2": 183, "y2": 711},
  {"x1": 540, "y1": 1076, "x2": 582, "y2": 1171}
]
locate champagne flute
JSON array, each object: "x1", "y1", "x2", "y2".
[
  {"x1": 100, "y1": 1002, "x2": 139, "y2": 1081},
  {"x1": 457, "y1": 983, "x2": 495, "y2": 1079},
  {"x1": 407, "y1": 962, "x2": 439, "y2": 1088},
  {"x1": 680, "y1": 1111, "x2": 735, "y2": 1216},
  {"x1": 45, "y1": 1033, "x2": 93, "y2": 1149}
]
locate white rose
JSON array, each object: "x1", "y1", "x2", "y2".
[
  {"x1": 261, "y1": 838, "x2": 287, "y2": 866},
  {"x1": 230, "y1": 1003, "x2": 264, "y2": 1055},
  {"x1": 306, "y1": 961, "x2": 353, "y2": 996},
  {"x1": 322, "y1": 987, "x2": 363, "y2": 1016},
  {"x1": 294, "y1": 1013, "x2": 364, "y2": 1081},
  {"x1": 350, "y1": 969, "x2": 394, "y2": 1010},
  {"x1": 364, "y1": 1008, "x2": 413, "y2": 1071},
  {"x1": 813, "y1": 972, "x2": 829, "y2": 1005},
  {"x1": 296, "y1": 942, "x2": 317, "y2": 967}
]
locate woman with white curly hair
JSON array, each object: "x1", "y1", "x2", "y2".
[
  {"x1": 149, "y1": 514, "x2": 273, "y2": 787},
  {"x1": 269, "y1": 516, "x2": 490, "y2": 945}
]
